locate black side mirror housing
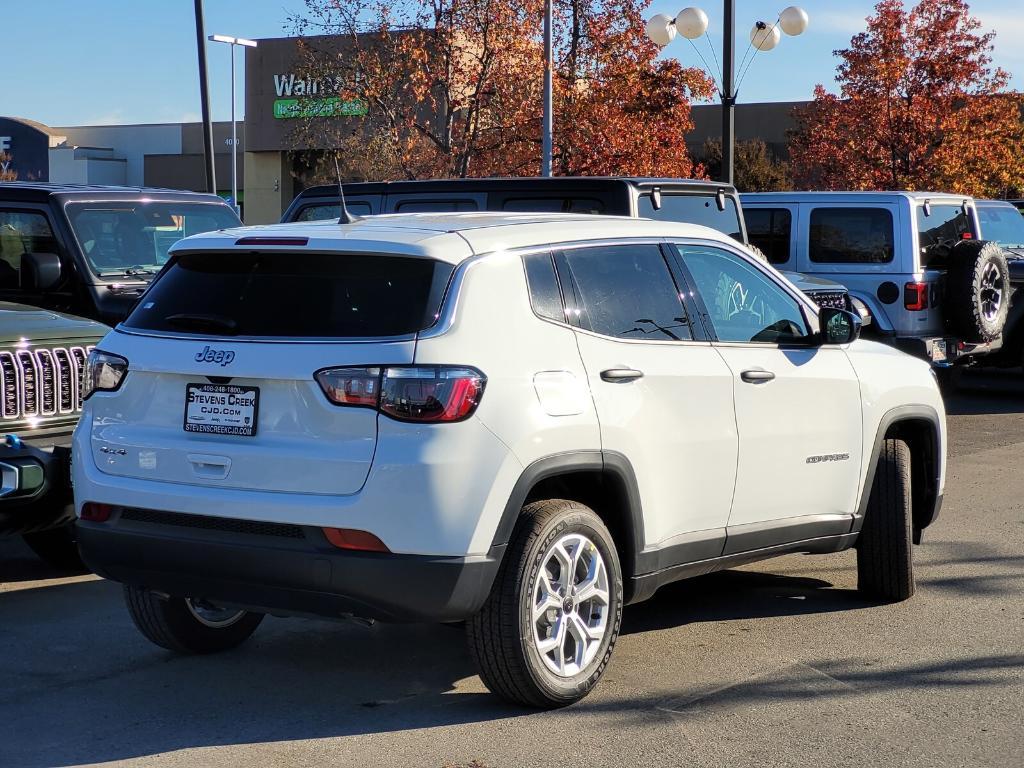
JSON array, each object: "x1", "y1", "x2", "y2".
[
  {"x1": 20, "y1": 252, "x2": 63, "y2": 291},
  {"x1": 819, "y1": 307, "x2": 861, "y2": 345}
]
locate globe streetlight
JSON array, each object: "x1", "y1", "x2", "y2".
[{"x1": 645, "y1": 5, "x2": 808, "y2": 186}]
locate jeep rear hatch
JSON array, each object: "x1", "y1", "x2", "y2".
[{"x1": 87, "y1": 250, "x2": 453, "y2": 495}]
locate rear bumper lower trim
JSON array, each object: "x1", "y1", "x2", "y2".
[{"x1": 77, "y1": 511, "x2": 502, "y2": 623}]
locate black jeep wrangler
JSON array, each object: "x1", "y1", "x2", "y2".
[{"x1": 0, "y1": 183, "x2": 240, "y2": 568}]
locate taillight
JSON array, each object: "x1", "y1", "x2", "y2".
[
  {"x1": 82, "y1": 350, "x2": 129, "y2": 400},
  {"x1": 315, "y1": 365, "x2": 486, "y2": 423},
  {"x1": 380, "y1": 367, "x2": 485, "y2": 423},
  {"x1": 904, "y1": 282, "x2": 929, "y2": 311},
  {"x1": 314, "y1": 367, "x2": 380, "y2": 407},
  {"x1": 80, "y1": 502, "x2": 113, "y2": 522}
]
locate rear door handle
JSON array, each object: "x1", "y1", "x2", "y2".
[
  {"x1": 740, "y1": 369, "x2": 776, "y2": 383},
  {"x1": 600, "y1": 368, "x2": 644, "y2": 383}
]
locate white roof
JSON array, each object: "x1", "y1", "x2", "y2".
[
  {"x1": 171, "y1": 212, "x2": 742, "y2": 264},
  {"x1": 743, "y1": 191, "x2": 974, "y2": 203}
]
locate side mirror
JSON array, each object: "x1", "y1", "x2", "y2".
[
  {"x1": 820, "y1": 307, "x2": 861, "y2": 345},
  {"x1": 20, "y1": 252, "x2": 63, "y2": 291}
]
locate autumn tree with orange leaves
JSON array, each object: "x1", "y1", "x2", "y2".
[
  {"x1": 789, "y1": 0, "x2": 1024, "y2": 197},
  {"x1": 288, "y1": 0, "x2": 712, "y2": 181}
]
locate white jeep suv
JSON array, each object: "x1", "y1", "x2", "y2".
[{"x1": 73, "y1": 213, "x2": 946, "y2": 708}]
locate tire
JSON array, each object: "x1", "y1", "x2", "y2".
[
  {"x1": 857, "y1": 438, "x2": 914, "y2": 601},
  {"x1": 945, "y1": 240, "x2": 1009, "y2": 342},
  {"x1": 124, "y1": 585, "x2": 264, "y2": 654},
  {"x1": 22, "y1": 523, "x2": 87, "y2": 573},
  {"x1": 466, "y1": 499, "x2": 623, "y2": 708}
]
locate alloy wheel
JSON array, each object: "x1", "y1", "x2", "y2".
[
  {"x1": 980, "y1": 261, "x2": 1004, "y2": 322},
  {"x1": 531, "y1": 533, "x2": 610, "y2": 677},
  {"x1": 185, "y1": 598, "x2": 247, "y2": 629}
]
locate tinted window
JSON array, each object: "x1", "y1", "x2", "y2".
[
  {"x1": 124, "y1": 252, "x2": 453, "y2": 338},
  {"x1": 523, "y1": 252, "x2": 563, "y2": 322},
  {"x1": 682, "y1": 246, "x2": 808, "y2": 344},
  {"x1": 977, "y1": 204, "x2": 1024, "y2": 248},
  {"x1": 0, "y1": 210, "x2": 59, "y2": 289},
  {"x1": 66, "y1": 202, "x2": 241, "y2": 277},
  {"x1": 917, "y1": 203, "x2": 975, "y2": 266},
  {"x1": 562, "y1": 244, "x2": 691, "y2": 341},
  {"x1": 502, "y1": 197, "x2": 605, "y2": 214},
  {"x1": 295, "y1": 201, "x2": 373, "y2": 221},
  {"x1": 809, "y1": 208, "x2": 894, "y2": 264},
  {"x1": 637, "y1": 194, "x2": 744, "y2": 241},
  {"x1": 394, "y1": 199, "x2": 478, "y2": 212},
  {"x1": 745, "y1": 208, "x2": 792, "y2": 265}
]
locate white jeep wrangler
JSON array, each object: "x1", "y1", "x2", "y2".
[{"x1": 73, "y1": 212, "x2": 946, "y2": 708}]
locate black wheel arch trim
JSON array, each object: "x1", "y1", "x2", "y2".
[
  {"x1": 489, "y1": 449, "x2": 645, "y2": 574},
  {"x1": 853, "y1": 404, "x2": 944, "y2": 540}
]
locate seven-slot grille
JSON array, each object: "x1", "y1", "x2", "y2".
[
  {"x1": 0, "y1": 345, "x2": 94, "y2": 421},
  {"x1": 806, "y1": 290, "x2": 850, "y2": 311}
]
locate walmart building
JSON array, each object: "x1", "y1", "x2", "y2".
[{"x1": 1, "y1": 35, "x2": 801, "y2": 224}]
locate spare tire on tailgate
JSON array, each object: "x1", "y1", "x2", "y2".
[{"x1": 945, "y1": 240, "x2": 1009, "y2": 342}]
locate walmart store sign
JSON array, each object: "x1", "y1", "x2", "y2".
[{"x1": 272, "y1": 74, "x2": 367, "y2": 120}]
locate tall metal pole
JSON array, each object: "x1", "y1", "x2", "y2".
[
  {"x1": 541, "y1": 0, "x2": 553, "y2": 177},
  {"x1": 194, "y1": 0, "x2": 217, "y2": 194},
  {"x1": 721, "y1": 0, "x2": 735, "y2": 186},
  {"x1": 230, "y1": 42, "x2": 238, "y2": 216}
]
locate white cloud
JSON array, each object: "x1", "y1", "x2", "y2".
[
  {"x1": 811, "y1": 10, "x2": 870, "y2": 35},
  {"x1": 82, "y1": 109, "x2": 126, "y2": 126}
]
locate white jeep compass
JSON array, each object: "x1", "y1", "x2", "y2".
[{"x1": 73, "y1": 212, "x2": 946, "y2": 708}]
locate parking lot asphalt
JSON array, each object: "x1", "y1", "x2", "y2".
[{"x1": 1, "y1": 371, "x2": 1022, "y2": 768}]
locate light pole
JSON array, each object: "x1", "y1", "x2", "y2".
[
  {"x1": 208, "y1": 34, "x2": 257, "y2": 216},
  {"x1": 645, "y1": 5, "x2": 808, "y2": 186},
  {"x1": 542, "y1": 0, "x2": 553, "y2": 177}
]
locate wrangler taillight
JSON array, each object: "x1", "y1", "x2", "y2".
[
  {"x1": 904, "y1": 282, "x2": 929, "y2": 311},
  {"x1": 315, "y1": 365, "x2": 486, "y2": 423}
]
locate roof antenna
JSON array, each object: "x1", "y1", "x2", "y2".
[{"x1": 333, "y1": 154, "x2": 361, "y2": 225}]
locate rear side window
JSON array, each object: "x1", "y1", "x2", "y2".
[
  {"x1": 561, "y1": 244, "x2": 692, "y2": 341},
  {"x1": 0, "y1": 210, "x2": 59, "y2": 288},
  {"x1": 809, "y1": 208, "x2": 894, "y2": 263},
  {"x1": 502, "y1": 198, "x2": 605, "y2": 214},
  {"x1": 917, "y1": 204, "x2": 974, "y2": 266},
  {"x1": 523, "y1": 252, "x2": 564, "y2": 322},
  {"x1": 393, "y1": 199, "x2": 478, "y2": 213},
  {"x1": 637, "y1": 194, "x2": 744, "y2": 241},
  {"x1": 745, "y1": 208, "x2": 792, "y2": 265},
  {"x1": 124, "y1": 252, "x2": 453, "y2": 338},
  {"x1": 295, "y1": 201, "x2": 373, "y2": 221}
]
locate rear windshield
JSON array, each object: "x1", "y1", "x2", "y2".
[
  {"x1": 637, "y1": 193, "x2": 744, "y2": 242},
  {"x1": 917, "y1": 203, "x2": 976, "y2": 265},
  {"x1": 295, "y1": 201, "x2": 374, "y2": 221},
  {"x1": 123, "y1": 252, "x2": 453, "y2": 338}
]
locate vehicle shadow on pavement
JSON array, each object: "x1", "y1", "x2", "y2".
[
  {"x1": 947, "y1": 370, "x2": 1024, "y2": 415},
  {"x1": 1, "y1": 557, "x2": 1018, "y2": 766},
  {"x1": 620, "y1": 568, "x2": 873, "y2": 636}
]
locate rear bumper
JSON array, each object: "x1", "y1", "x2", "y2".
[
  {"x1": 0, "y1": 435, "x2": 74, "y2": 536},
  {"x1": 77, "y1": 509, "x2": 503, "y2": 623},
  {"x1": 892, "y1": 335, "x2": 1001, "y2": 366}
]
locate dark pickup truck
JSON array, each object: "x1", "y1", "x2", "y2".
[
  {"x1": 0, "y1": 183, "x2": 240, "y2": 567},
  {"x1": 282, "y1": 176, "x2": 859, "y2": 315}
]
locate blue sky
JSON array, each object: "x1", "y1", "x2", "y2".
[{"x1": 3, "y1": 0, "x2": 1021, "y2": 127}]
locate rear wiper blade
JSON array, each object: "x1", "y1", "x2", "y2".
[{"x1": 165, "y1": 313, "x2": 239, "y2": 335}]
